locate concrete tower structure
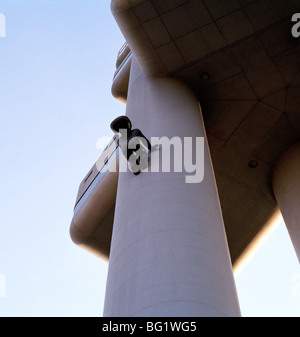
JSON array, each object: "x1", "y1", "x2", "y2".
[{"x1": 70, "y1": 0, "x2": 300, "y2": 317}]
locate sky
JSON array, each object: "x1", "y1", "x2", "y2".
[{"x1": 0, "y1": 1, "x2": 299, "y2": 317}]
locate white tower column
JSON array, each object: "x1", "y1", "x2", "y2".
[
  {"x1": 273, "y1": 143, "x2": 300, "y2": 263},
  {"x1": 103, "y1": 58, "x2": 241, "y2": 317}
]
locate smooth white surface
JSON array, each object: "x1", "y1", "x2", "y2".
[
  {"x1": 273, "y1": 143, "x2": 300, "y2": 263},
  {"x1": 103, "y1": 58, "x2": 241, "y2": 317}
]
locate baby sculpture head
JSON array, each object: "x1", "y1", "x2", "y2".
[{"x1": 110, "y1": 116, "x2": 132, "y2": 134}]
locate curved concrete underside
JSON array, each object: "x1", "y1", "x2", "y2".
[
  {"x1": 109, "y1": 0, "x2": 300, "y2": 269},
  {"x1": 70, "y1": 1, "x2": 300, "y2": 272}
]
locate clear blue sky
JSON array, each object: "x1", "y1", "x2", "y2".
[{"x1": 0, "y1": 1, "x2": 299, "y2": 317}]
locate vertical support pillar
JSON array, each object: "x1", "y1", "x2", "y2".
[
  {"x1": 103, "y1": 58, "x2": 241, "y2": 317},
  {"x1": 273, "y1": 143, "x2": 300, "y2": 263}
]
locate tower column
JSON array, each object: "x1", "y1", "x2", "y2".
[
  {"x1": 103, "y1": 58, "x2": 241, "y2": 317},
  {"x1": 273, "y1": 143, "x2": 300, "y2": 263}
]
